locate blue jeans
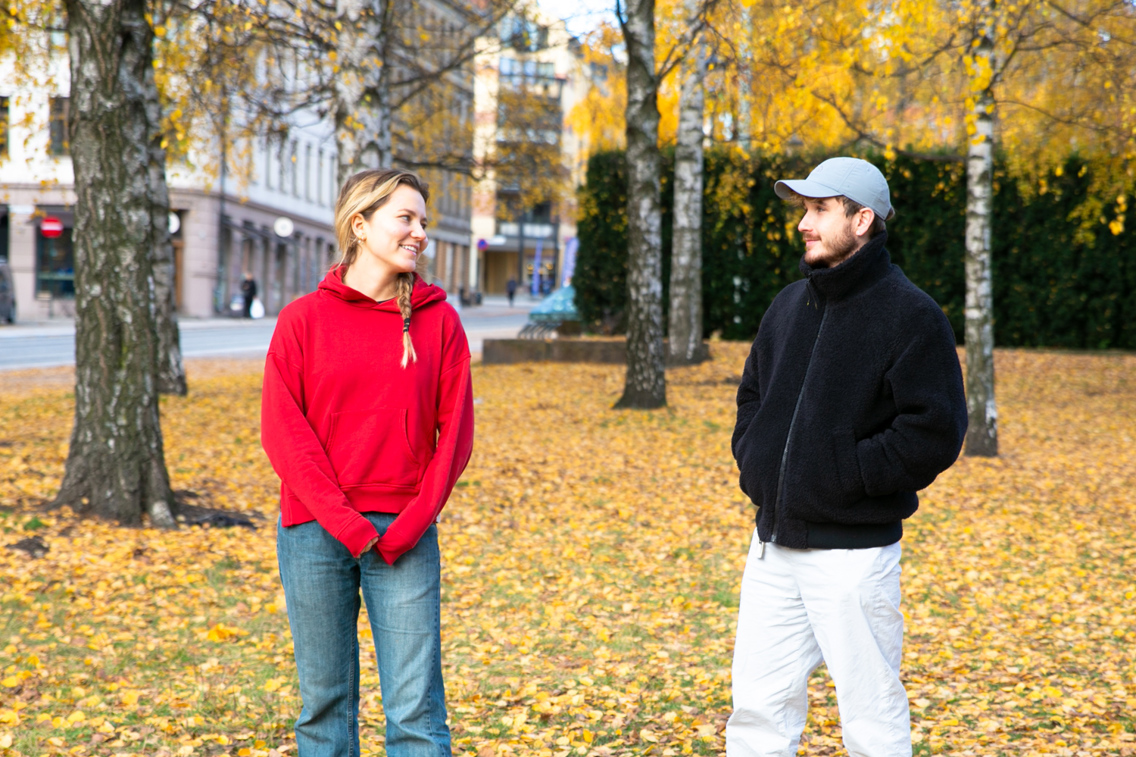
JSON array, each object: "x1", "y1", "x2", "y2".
[{"x1": 277, "y1": 513, "x2": 451, "y2": 757}]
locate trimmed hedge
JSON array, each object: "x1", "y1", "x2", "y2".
[
  {"x1": 574, "y1": 150, "x2": 1136, "y2": 349},
  {"x1": 574, "y1": 151, "x2": 630, "y2": 332}
]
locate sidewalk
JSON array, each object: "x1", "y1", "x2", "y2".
[
  {"x1": 475, "y1": 294, "x2": 542, "y2": 310},
  {"x1": 0, "y1": 315, "x2": 279, "y2": 338},
  {"x1": 1, "y1": 299, "x2": 538, "y2": 369},
  {"x1": 0, "y1": 289, "x2": 552, "y2": 367},
  {"x1": 0, "y1": 294, "x2": 542, "y2": 336}
]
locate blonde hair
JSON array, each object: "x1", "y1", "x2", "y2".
[{"x1": 334, "y1": 168, "x2": 431, "y2": 368}]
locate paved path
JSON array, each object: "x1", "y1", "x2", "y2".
[{"x1": 0, "y1": 295, "x2": 536, "y2": 371}]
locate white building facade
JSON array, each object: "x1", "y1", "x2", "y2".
[
  {"x1": 0, "y1": 64, "x2": 342, "y2": 321},
  {"x1": 1, "y1": 27, "x2": 474, "y2": 322}
]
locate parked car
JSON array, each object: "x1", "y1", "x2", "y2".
[{"x1": 0, "y1": 260, "x2": 15, "y2": 323}]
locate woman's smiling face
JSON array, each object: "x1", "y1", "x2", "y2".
[{"x1": 352, "y1": 184, "x2": 429, "y2": 277}]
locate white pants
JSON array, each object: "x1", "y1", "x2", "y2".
[{"x1": 726, "y1": 534, "x2": 911, "y2": 757}]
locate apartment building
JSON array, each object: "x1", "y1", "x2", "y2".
[
  {"x1": 397, "y1": 0, "x2": 478, "y2": 301},
  {"x1": 471, "y1": 3, "x2": 590, "y2": 296}
]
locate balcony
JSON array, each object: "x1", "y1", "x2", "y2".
[
  {"x1": 499, "y1": 73, "x2": 564, "y2": 100},
  {"x1": 497, "y1": 222, "x2": 556, "y2": 240}
]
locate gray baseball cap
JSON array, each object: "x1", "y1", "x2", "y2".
[{"x1": 774, "y1": 157, "x2": 895, "y2": 221}]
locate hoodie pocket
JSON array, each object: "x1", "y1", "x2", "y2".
[{"x1": 326, "y1": 408, "x2": 420, "y2": 489}]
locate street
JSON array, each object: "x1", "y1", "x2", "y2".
[{"x1": 0, "y1": 297, "x2": 533, "y2": 371}]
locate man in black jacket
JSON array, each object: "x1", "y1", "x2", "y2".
[{"x1": 726, "y1": 158, "x2": 967, "y2": 757}]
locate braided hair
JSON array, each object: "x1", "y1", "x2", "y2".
[
  {"x1": 395, "y1": 271, "x2": 417, "y2": 368},
  {"x1": 333, "y1": 168, "x2": 431, "y2": 369}
]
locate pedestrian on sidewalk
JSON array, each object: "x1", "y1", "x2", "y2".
[
  {"x1": 261, "y1": 168, "x2": 475, "y2": 757},
  {"x1": 506, "y1": 277, "x2": 517, "y2": 307},
  {"x1": 240, "y1": 272, "x2": 257, "y2": 318},
  {"x1": 728, "y1": 157, "x2": 967, "y2": 757}
]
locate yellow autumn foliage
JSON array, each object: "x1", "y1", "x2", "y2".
[{"x1": 0, "y1": 347, "x2": 1134, "y2": 756}]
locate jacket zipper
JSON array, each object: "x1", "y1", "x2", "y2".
[{"x1": 766, "y1": 298, "x2": 828, "y2": 553}]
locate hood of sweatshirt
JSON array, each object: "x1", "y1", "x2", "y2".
[{"x1": 318, "y1": 266, "x2": 448, "y2": 311}]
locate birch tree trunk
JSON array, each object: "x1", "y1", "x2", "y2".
[
  {"x1": 54, "y1": 0, "x2": 177, "y2": 526},
  {"x1": 152, "y1": 213, "x2": 186, "y2": 395},
  {"x1": 615, "y1": 0, "x2": 666, "y2": 409},
  {"x1": 668, "y1": 10, "x2": 707, "y2": 366},
  {"x1": 146, "y1": 40, "x2": 186, "y2": 396},
  {"x1": 334, "y1": 0, "x2": 393, "y2": 187},
  {"x1": 964, "y1": 6, "x2": 998, "y2": 457}
]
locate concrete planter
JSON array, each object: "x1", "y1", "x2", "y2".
[{"x1": 481, "y1": 338, "x2": 710, "y2": 366}]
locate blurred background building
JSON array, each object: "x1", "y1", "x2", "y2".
[
  {"x1": 0, "y1": 0, "x2": 480, "y2": 322},
  {"x1": 0, "y1": 49, "x2": 342, "y2": 321},
  {"x1": 470, "y1": 2, "x2": 590, "y2": 296}
]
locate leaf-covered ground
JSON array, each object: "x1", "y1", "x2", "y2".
[{"x1": 0, "y1": 346, "x2": 1133, "y2": 756}]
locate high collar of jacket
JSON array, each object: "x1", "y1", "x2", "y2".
[
  {"x1": 318, "y1": 266, "x2": 447, "y2": 311},
  {"x1": 799, "y1": 231, "x2": 891, "y2": 301}
]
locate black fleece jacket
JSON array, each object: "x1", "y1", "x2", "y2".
[{"x1": 732, "y1": 232, "x2": 967, "y2": 549}]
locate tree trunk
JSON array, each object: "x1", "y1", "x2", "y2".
[
  {"x1": 964, "y1": 6, "x2": 998, "y2": 457},
  {"x1": 152, "y1": 220, "x2": 186, "y2": 396},
  {"x1": 55, "y1": 0, "x2": 177, "y2": 526},
  {"x1": 616, "y1": 0, "x2": 666, "y2": 409},
  {"x1": 146, "y1": 33, "x2": 187, "y2": 396},
  {"x1": 334, "y1": 0, "x2": 393, "y2": 187},
  {"x1": 668, "y1": 8, "x2": 707, "y2": 366}
]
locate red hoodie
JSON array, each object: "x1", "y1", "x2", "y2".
[{"x1": 261, "y1": 268, "x2": 474, "y2": 565}]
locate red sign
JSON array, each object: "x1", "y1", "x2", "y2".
[{"x1": 41, "y1": 217, "x2": 64, "y2": 239}]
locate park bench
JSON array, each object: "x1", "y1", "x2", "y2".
[{"x1": 518, "y1": 284, "x2": 580, "y2": 339}]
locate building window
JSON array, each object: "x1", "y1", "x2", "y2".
[
  {"x1": 265, "y1": 139, "x2": 275, "y2": 190},
  {"x1": 49, "y1": 97, "x2": 69, "y2": 156},
  {"x1": 36, "y1": 219, "x2": 75, "y2": 297},
  {"x1": 291, "y1": 140, "x2": 299, "y2": 197},
  {"x1": 0, "y1": 214, "x2": 9, "y2": 263},
  {"x1": 317, "y1": 149, "x2": 325, "y2": 205},
  {"x1": 500, "y1": 15, "x2": 548, "y2": 52},
  {"x1": 501, "y1": 57, "x2": 555, "y2": 81},
  {"x1": 305, "y1": 143, "x2": 313, "y2": 202},
  {"x1": 531, "y1": 201, "x2": 552, "y2": 225},
  {"x1": 280, "y1": 140, "x2": 289, "y2": 194},
  {"x1": 0, "y1": 96, "x2": 9, "y2": 159}
]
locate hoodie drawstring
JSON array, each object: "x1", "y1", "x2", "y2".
[{"x1": 805, "y1": 278, "x2": 821, "y2": 309}]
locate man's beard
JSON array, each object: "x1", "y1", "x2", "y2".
[
  {"x1": 826, "y1": 225, "x2": 860, "y2": 266},
  {"x1": 808, "y1": 223, "x2": 860, "y2": 268}
]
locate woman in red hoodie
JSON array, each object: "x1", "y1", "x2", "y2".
[{"x1": 261, "y1": 168, "x2": 474, "y2": 757}]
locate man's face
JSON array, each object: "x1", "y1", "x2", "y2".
[{"x1": 797, "y1": 197, "x2": 865, "y2": 268}]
